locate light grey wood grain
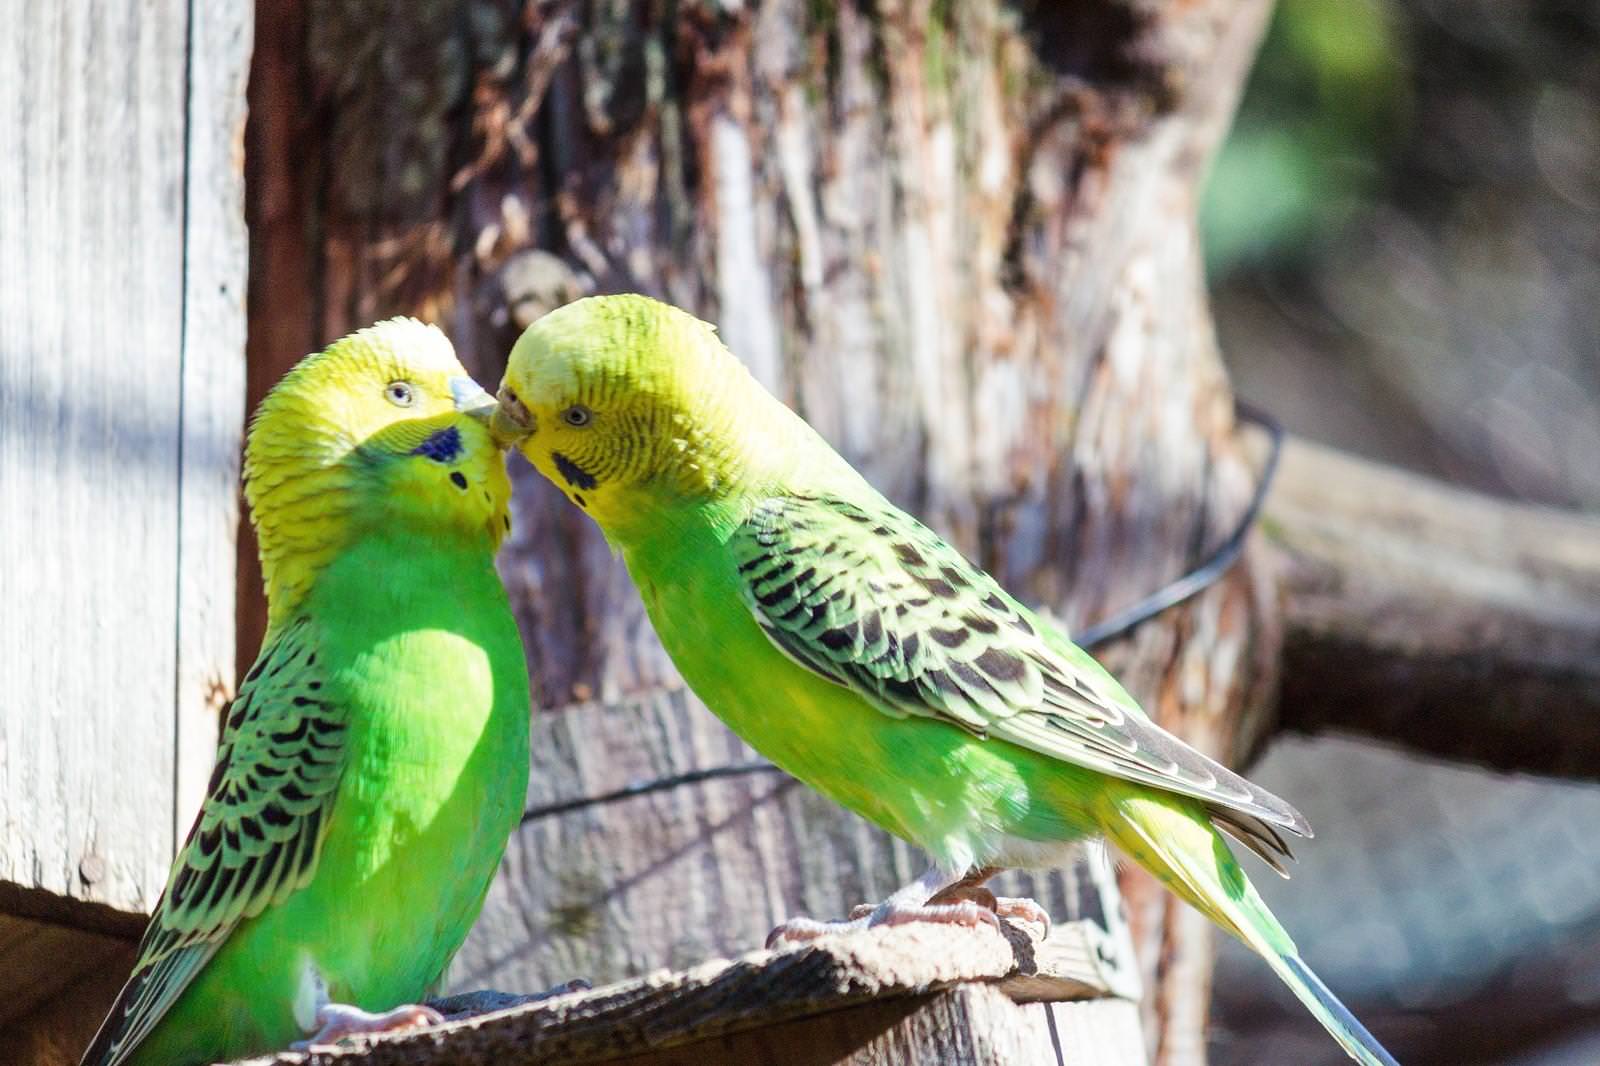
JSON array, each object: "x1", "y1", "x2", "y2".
[
  {"x1": 0, "y1": 0, "x2": 189, "y2": 915},
  {"x1": 241, "y1": 921, "x2": 1143, "y2": 1066},
  {"x1": 451, "y1": 689, "x2": 1141, "y2": 1004},
  {"x1": 0, "y1": 0, "x2": 250, "y2": 922},
  {"x1": 174, "y1": 0, "x2": 252, "y2": 841}
]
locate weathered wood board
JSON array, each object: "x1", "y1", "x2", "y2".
[
  {"x1": 452, "y1": 688, "x2": 1141, "y2": 1006},
  {"x1": 0, "y1": 0, "x2": 251, "y2": 924},
  {"x1": 243, "y1": 920, "x2": 1145, "y2": 1066},
  {"x1": 0, "y1": 913, "x2": 137, "y2": 1066}
]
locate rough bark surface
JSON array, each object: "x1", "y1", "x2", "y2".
[{"x1": 245, "y1": 2, "x2": 1277, "y2": 1060}]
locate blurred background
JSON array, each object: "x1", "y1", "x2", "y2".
[{"x1": 1200, "y1": 1, "x2": 1600, "y2": 1062}]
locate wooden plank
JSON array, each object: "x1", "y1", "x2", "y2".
[
  {"x1": 0, "y1": 914, "x2": 136, "y2": 1066},
  {"x1": 0, "y1": 913, "x2": 135, "y2": 1031},
  {"x1": 452, "y1": 689, "x2": 1141, "y2": 1003},
  {"x1": 0, "y1": 0, "x2": 189, "y2": 915},
  {"x1": 240, "y1": 920, "x2": 1143, "y2": 1065},
  {"x1": 574, "y1": 989, "x2": 1146, "y2": 1066},
  {"x1": 174, "y1": 0, "x2": 252, "y2": 840}
]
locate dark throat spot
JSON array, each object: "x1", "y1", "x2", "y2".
[
  {"x1": 449, "y1": 471, "x2": 469, "y2": 490},
  {"x1": 553, "y1": 451, "x2": 599, "y2": 491}
]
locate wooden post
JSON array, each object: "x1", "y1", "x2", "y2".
[
  {"x1": 0, "y1": 1, "x2": 252, "y2": 1061},
  {"x1": 238, "y1": 922, "x2": 1145, "y2": 1066}
]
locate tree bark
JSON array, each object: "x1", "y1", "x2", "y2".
[{"x1": 246, "y1": 2, "x2": 1277, "y2": 1061}]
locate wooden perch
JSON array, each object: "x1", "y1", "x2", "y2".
[
  {"x1": 1267, "y1": 438, "x2": 1600, "y2": 777},
  {"x1": 235, "y1": 921, "x2": 1142, "y2": 1066}
]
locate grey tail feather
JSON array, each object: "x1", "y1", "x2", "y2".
[
  {"x1": 1209, "y1": 807, "x2": 1294, "y2": 877},
  {"x1": 1282, "y1": 953, "x2": 1402, "y2": 1066}
]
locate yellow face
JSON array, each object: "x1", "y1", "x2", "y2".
[
  {"x1": 491, "y1": 294, "x2": 742, "y2": 532},
  {"x1": 245, "y1": 318, "x2": 512, "y2": 626},
  {"x1": 490, "y1": 379, "x2": 662, "y2": 528}
]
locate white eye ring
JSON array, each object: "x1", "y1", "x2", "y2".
[
  {"x1": 561, "y1": 404, "x2": 592, "y2": 428},
  {"x1": 385, "y1": 381, "x2": 416, "y2": 407}
]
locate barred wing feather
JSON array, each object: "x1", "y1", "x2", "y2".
[
  {"x1": 81, "y1": 618, "x2": 349, "y2": 1066},
  {"x1": 730, "y1": 495, "x2": 1308, "y2": 869}
]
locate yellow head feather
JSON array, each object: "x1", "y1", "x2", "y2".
[
  {"x1": 245, "y1": 318, "x2": 511, "y2": 632},
  {"x1": 495, "y1": 294, "x2": 836, "y2": 535}
]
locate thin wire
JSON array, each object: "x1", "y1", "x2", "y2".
[
  {"x1": 519, "y1": 399, "x2": 1285, "y2": 827},
  {"x1": 519, "y1": 762, "x2": 786, "y2": 823}
]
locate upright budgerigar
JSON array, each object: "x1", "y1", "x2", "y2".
[
  {"x1": 82, "y1": 320, "x2": 534, "y2": 1066},
  {"x1": 490, "y1": 294, "x2": 1400, "y2": 1066}
]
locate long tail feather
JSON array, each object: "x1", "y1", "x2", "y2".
[
  {"x1": 1102, "y1": 791, "x2": 1400, "y2": 1066},
  {"x1": 1269, "y1": 952, "x2": 1400, "y2": 1066}
]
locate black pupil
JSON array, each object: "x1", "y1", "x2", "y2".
[{"x1": 567, "y1": 408, "x2": 585, "y2": 424}]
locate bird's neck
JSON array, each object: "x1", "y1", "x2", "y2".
[{"x1": 255, "y1": 483, "x2": 496, "y2": 639}]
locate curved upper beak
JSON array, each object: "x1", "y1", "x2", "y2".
[
  {"x1": 490, "y1": 385, "x2": 536, "y2": 446},
  {"x1": 450, "y1": 376, "x2": 498, "y2": 424}
]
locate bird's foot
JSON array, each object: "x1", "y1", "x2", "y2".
[
  {"x1": 766, "y1": 898, "x2": 1002, "y2": 949},
  {"x1": 925, "y1": 882, "x2": 1052, "y2": 936},
  {"x1": 291, "y1": 1002, "x2": 445, "y2": 1049}
]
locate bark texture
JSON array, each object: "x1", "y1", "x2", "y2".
[{"x1": 246, "y1": 2, "x2": 1277, "y2": 1060}]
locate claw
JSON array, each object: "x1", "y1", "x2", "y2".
[
  {"x1": 291, "y1": 1002, "x2": 445, "y2": 1050},
  {"x1": 994, "y1": 896, "x2": 1051, "y2": 936}
]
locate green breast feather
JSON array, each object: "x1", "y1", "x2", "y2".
[
  {"x1": 82, "y1": 618, "x2": 346, "y2": 1066},
  {"x1": 730, "y1": 494, "x2": 1308, "y2": 869}
]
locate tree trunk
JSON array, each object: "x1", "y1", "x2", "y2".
[{"x1": 246, "y1": 2, "x2": 1276, "y2": 1061}]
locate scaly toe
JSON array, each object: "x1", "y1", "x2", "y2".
[
  {"x1": 766, "y1": 915, "x2": 867, "y2": 949},
  {"x1": 868, "y1": 900, "x2": 1004, "y2": 935},
  {"x1": 291, "y1": 1002, "x2": 445, "y2": 1049}
]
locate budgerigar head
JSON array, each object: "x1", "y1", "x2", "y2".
[
  {"x1": 492, "y1": 294, "x2": 792, "y2": 533},
  {"x1": 245, "y1": 318, "x2": 511, "y2": 627}
]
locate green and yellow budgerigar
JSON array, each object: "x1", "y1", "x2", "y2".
[
  {"x1": 82, "y1": 320, "x2": 534, "y2": 1066},
  {"x1": 491, "y1": 294, "x2": 1399, "y2": 1066}
]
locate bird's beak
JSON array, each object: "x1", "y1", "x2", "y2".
[
  {"x1": 450, "y1": 376, "x2": 498, "y2": 425},
  {"x1": 490, "y1": 385, "x2": 536, "y2": 445}
]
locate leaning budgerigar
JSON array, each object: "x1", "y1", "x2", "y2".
[
  {"x1": 82, "y1": 320, "x2": 534, "y2": 1066},
  {"x1": 490, "y1": 294, "x2": 1400, "y2": 1066}
]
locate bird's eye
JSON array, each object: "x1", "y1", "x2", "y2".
[
  {"x1": 384, "y1": 381, "x2": 416, "y2": 408},
  {"x1": 560, "y1": 405, "x2": 592, "y2": 428}
]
